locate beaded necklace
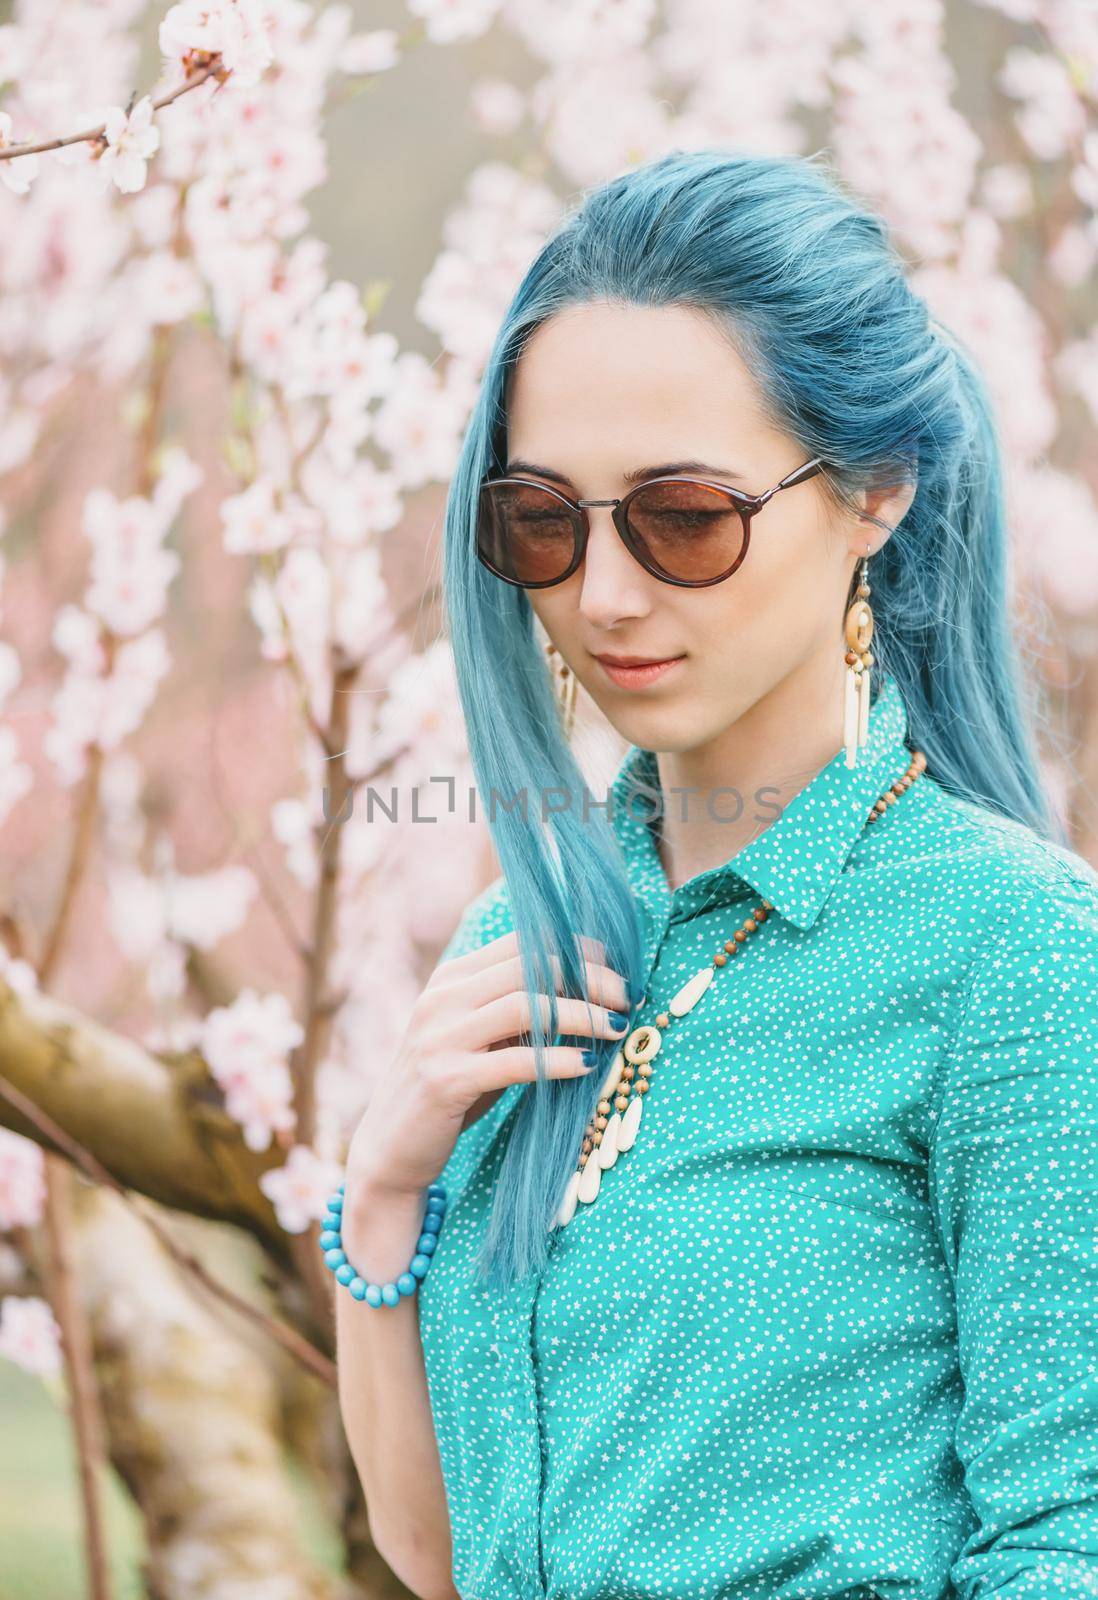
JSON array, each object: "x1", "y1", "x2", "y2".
[{"x1": 552, "y1": 746, "x2": 928, "y2": 1229}]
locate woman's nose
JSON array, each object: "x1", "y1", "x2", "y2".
[{"x1": 576, "y1": 506, "x2": 651, "y2": 624}]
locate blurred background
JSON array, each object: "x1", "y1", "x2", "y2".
[{"x1": 0, "y1": 0, "x2": 1096, "y2": 1594}]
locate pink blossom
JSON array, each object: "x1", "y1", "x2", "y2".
[
  {"x1": 0, "y1": 946, "x2": 37, "y2": 998},
  {"x1": 108, "y1": 862, "x2": 258, "y2": 963},
  {"x1": 151, "y1": 445, "x2": 204, "y2": 524},
  {"x1": 0, "y1": 728, "x2": 32, "y2": 826},
  {"x1": 331, "y1": 547, "x2": 393, "y2": 661},
  {"x1": 530, "y1": 56, "x2": 672, "y2": 186},
  {"x1": 0, "y1": 1130, "x2": 46, "y2": 1231},
  {"x1": 222, "y1": 1062, "x2": 296, "y2": 1152},
  {"x1": 159, "y1": 0, "x2": 228, "y2": 63},
  {"x1": 51, "y1": 606, "x2": 105, "y2": 674},
  {"x1": 395, "y1": 803, "x2": 487, "y2": 950},
  {"x1": 129, "y1": 182, "x2": 179, "y2": 249},
  {"x1": 221, "y1": 477, "x2": 294, "y2": 554},
  {"x1": 219, "y1": 0, "x2": 277, "y2": 87},
  {"x1": 236, "y1": 286, "x2": 299, "y2": 378},
  {"x1": 980, "y1": 162, "x2": 1033, "y2": 219},
  {"x1": 469, "y1": 78, "x2": 526, "y2": 136},
  {"x1": 1009, "y1": 467, "x2": 1098, "y2": 618},
  {"x1": 0, "y1": 410, "x2": 40, "y2": 472},
  {"x1": 372, "y1": 638, "x2": 469, "y2": 777},
  {"x1": 314, "y1": 1054, "x2": 371, "y2": 1152},
  {"x1": 0, "y1": 1296, "x2": 62, "y2": 1378},
  {"x1": 832, "y1": 45, "x2": 984, "y2": 259},
  {"x1": 0, "y1": 638, "x2": 21, "y2": 709},
  {"x1": 1071, "y1": 132, "x2": 1098, "y2": 210},
  {"x1": 95, "y1": 97, "x2": 160, "y2": 195},
  {"x1": 0, "y1": 110, "x2": 39, "y2": 194},
  {"x1": 200, "y1": 989, "x2": 303, "y2": 1151},
  {"x1": 273, "y1": 545, "x2": 330, "y2": 699},
  {"x1": 246, "y1": 573, "x2": 290, "y2": 663},
  {"x1": 336, "y1": 797, "x2": 386, "y2": 879},
  {"x1": 0, "y1": 23, "x2": 28, "y2": 88},
  {"x1": 259, "y1": 1144, "x2": 343, "y2": 1232},
  {"x1": 338, "y1": 30, "x2": 401, "y2": 75},
  {"x1": 127, "y1": 251, "x2": 205, "y2": 325},
  {"x1": 270, "y1": 795, "x2": 318, "y2": 887},
  {"x1": 45, "y1": 628, "x2": 173, "y2": 782},
  {"x1": 331, "y1": 920, "x2": 425, "y2": 1113},
  {"x1": 913, "y1": 249, "x2": 1056, "y2": 464},
  {"x1": 107, "y1": 868, "x2": 168, "y2": 963},
  {"x1": 505, "y1": 0, "x2": 656, "y2": 62},
  {"x1": 299, "y1": 455, "x2": 404, "y2": 548},
  {"x1": 1056, "y1": 333, "x2": 1098, "y2": 426},
  {"x1": 407, "y1": 0, "x2": 502, "y2": 46},
  {"x1": 203, "y1": 987, "x2": 304, "y2": 1074},
  {"x1": 167, "y1": 865, "x2": 258, "y2": 949},
  {"x1": 159, "y1": 0, "x2": 274, "y2": 90},
  {"x1": 371, "y1": 351, "x2": 468, "y2": 490},
  {"x1": 972, "y1": 0, "x2": 1039, "y2": 19},
  {"x1": 277, "y1": 280, "x2": 372, "y2": 406},
  {"x1": 102, "y1": 630, "x2": 174, "y2": 746},
  {"x1": 415, "y1": 252, "x2": 508, "y2": 370},
  {"x1": 82, "y1": 486, "x2": 181, "y2": 635},
  {"x1": 998, "y1": 48, "x2": 1086, "y2": 162}
]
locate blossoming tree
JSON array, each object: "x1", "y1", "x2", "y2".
[{"x1": 0, "y1": 0, "x2": 1095, "y2": 1594}]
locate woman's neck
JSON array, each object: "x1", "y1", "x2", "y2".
[{"x1": 651, "y1": 663, "x2": 846, "y2": 892}]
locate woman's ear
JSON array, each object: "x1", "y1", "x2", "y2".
[{"x1": 863, "y1": 476, "x2": 918, "y2": 535}]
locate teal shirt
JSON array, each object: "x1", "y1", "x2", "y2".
[{"x1": 417, "y1": 672, "x2": 1098, "y2": 1600}]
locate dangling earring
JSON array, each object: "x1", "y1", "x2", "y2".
[
  {"x1": 545, "y1": 639, "x2": 578, "y2": 741},
  {"x1": 843, "y1": 545, "x2": 874, "y2": 769}
]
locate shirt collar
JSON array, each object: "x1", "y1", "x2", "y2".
[{"x1": 606, "y1": 672, "x2": 913, "y2": 933}]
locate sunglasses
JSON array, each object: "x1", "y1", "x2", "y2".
[{"x1": 475, "y1": 456, "x2": 828, "y2": 589}]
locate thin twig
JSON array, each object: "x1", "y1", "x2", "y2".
[
  {"x1": 0, "y1": 61, "x2": 225, "y2": 161},
  {"x1": 37, "y1": 738, "x2": 107, "y2": 986},
  {"x1": 42, "y1": 1154, "x2": 112, "y2": 1600},
  {"x1": 0, "y1": 1072, "x2": 336, "y2": 1388}
]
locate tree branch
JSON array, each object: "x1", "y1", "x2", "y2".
[
  {"x1": 0, "y1": 1069, "x2": 335, "y2": 1387},
  {"x1": 0, "y1": 978, "x2": 290, "y2": 1256},
  {"x1": 0, "y1": 61, "x2": 225, "y2": 162}
]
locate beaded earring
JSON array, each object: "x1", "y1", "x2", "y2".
[
  {"x1": 843, "y1": 546, "x2": 874, "y2": 769},
  {"x1": 545, "y1": 638, "x2": 578, "y2": 741}
]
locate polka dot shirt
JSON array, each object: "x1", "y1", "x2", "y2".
[{"x1": 416, "y1": 672, "x2": 1098, "y2": 1600}]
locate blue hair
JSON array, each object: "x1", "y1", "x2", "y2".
[{"x1": 441, "y1": 147, "x2": 1066, "y2": 1294}]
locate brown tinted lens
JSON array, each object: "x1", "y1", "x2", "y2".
[
  {"x1": 626, "y1": 480, "x2": 746, "y2": 581},
  {"x1": 477, "y1": 482, "x2": 578, "y2": 585}
]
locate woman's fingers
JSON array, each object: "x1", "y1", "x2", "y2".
[
  {"x1": 438, "y1": 928, "x2": 608, "y2": 979},
  {"x1": 437, "y1": 943, "x2": 628, "y2": 1015},
  {"x1": 457, "y1": 988, "x2": 630, "y2": 1055},
  {"x1": 449, "y1": 1045, "x2": 600, "y2": 1113}
]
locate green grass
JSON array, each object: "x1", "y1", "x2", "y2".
[
  {"x1": 0, "y1": 1363, "x2": 346, "y2": 1597},
  {"x1": 0, "y1": 1363, "x2": 146, "y2": 1597}
]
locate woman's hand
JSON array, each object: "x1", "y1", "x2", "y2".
[{"x1": 345, "y1": 929, "x2": 631, "y2": 1201}]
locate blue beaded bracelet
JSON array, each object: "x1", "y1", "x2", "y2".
[{"x1": 318, "y1": 1180, "x2": 447, "y2": 1307}]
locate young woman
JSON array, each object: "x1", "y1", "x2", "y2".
[{"x1": 332, "y1": 149, "x2": 1098, "y2": 1600}]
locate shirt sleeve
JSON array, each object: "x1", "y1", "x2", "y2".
[{"x1": 928, "y1": 861, "x2": 1098, "y2": 1598}]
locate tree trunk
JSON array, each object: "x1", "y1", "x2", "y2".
[{"x1": 67, "y1": 1184, "x2": 352, "y2": 1600}]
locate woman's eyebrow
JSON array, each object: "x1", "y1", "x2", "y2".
[{"x1": 502, "y1": 458, "x2": 748, "y2": 486}]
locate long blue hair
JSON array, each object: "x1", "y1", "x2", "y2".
[{"x1": 441, "y1": 147, "x2": 1066, "y2": 1293}]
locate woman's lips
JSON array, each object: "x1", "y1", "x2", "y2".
[{"x1": 593, "y1": 655, "x2": 686, "y2": 690}]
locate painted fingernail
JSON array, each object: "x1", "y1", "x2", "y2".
[
  {"x1": 581, "y1": 1048, "x2": 598, "y2": 1067},
  {"x1": 607, "y1": 1011, "x2": 629, "y2": 1032}
]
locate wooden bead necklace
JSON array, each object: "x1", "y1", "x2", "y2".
[{"x1": 552, "y1": 746, "x2": 928, "y2": 1229}]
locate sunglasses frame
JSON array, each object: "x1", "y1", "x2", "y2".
[{"x1": 476, "y1": 456, "x2": 829, "y2": 589}]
